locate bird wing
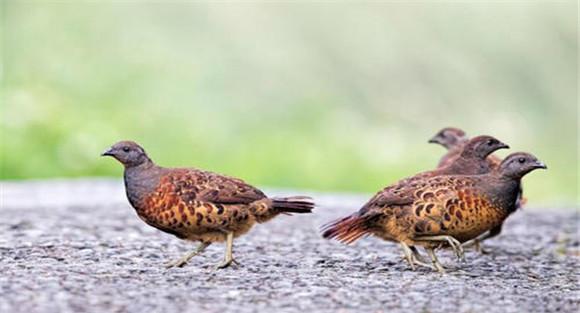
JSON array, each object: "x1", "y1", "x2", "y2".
[
  {"x1": 170, "y1": 168, "x2": 267, "y2": 205},
  {"x1": 358, "y1": 172, "x2": 437, "y2": 216},
  {"x1": 408, "y1": 176, "x2": 495, "y2": 242}
]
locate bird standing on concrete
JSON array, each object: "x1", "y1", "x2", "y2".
[
  {"x1": 429, "y1": 128, "x2": 526, "y2": 252},
  {"x1": 102, "y1": 141, "x2": 314, "y2": 269},
  {"x1": 359, "y1": 135, "x2": 508, "y2": 262},
  {"x1": 322, "y1": 152, "x2": 546, "y2": 272}
]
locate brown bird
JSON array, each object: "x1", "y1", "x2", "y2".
[
  {"x1": 367, "y1": 135, "x2": 508, "y2": 262},
  {"x1": 322, "y1": 152, "x2": 546, "y2": 273},
  {"x1": 428, "y1": 127, "x2": 469, "y2": 168},
  {"x1": 429, "y1": 128, "x2": 526, "y2": 252},
  {"x1": 429, "y1": 127, "x2": 501, "y2": 170},
  {"x1": 102, "y1": 141, "x2": 314, "y2": 269}
]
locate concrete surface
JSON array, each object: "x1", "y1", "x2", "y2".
[{"x1": 0, "y1": 179, "x2": 578, "y2": 313}]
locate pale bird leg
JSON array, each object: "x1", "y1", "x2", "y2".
[
  {"x1": 410, "y1": 246, "x2": 429, "y2": 264},
  {"x1": 215, "y1": 231, "x2": 237, "y2": 269},
  {"x1": 400, "y1": 243, "x2": 433, "y2": 270},
  {"x1": 165, "y1": 242, "x2": 210, "y2": 268},
  {"x1": 426, "y1": 248, "x2": 446, "y2": 274},
  {"x1": 415, "y1": 235, "x2": 465, "y2": 262},
  {"x1": 400, "y1": 242, "x2": 416, "y2": 271},
  {"x1": 463, "y1": 226, "x2": 503, "y2": 254},
  {"x1": 462, "y1": 238, "x2": 489, "y2": 254}
]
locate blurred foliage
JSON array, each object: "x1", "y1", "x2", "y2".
[{"x1": 1, "y1": 1, "x2": 577, "y2": 206}]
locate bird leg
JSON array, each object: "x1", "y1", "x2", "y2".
[
  {"x1": 415, "y1": 235, "x2": 465, "y2": 262},
  {"x1": 462, "y1": 238, "x2": 488, "y2": 254},
  {"x1": 215, "y1": 231, "x2": 238, "y2": 269},
  {"x1": 165, "y1": 242, "x2": 210, "y2": 268},
  {"x1": 410, "y1": 246, "x2": 429, "y2": 264},
  {"x1": 463, "y1": 225, "x2": 502, "y2": 254},
  {"x1": 426, "y1": 248, "x2": 446, "y2": 273},
  {"x1": 400, "y1": 242, "x2": 416, "y2": 270},
  {"x1": 400, "y1": 243, "x2": 434, "y2": 270}
]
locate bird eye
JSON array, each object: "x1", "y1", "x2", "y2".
[
  {"x1": 487, "y1": 139, "x2": 497, "y2": 146},
  {"x1": 122, "y1": 147, "x2": 130, "y2": 153},
  {"x1": 518, "y1": 157, "x2": 526, "y2": 164}
]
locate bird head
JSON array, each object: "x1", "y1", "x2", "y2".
[
  {"x1": 498, "y1": 152, "x2": 547, "y2": 179},
  {"x1": 428, "y1": 127, "x2": 467, "y2": 149},
  {"x1": 102, "y1": 141, "x2": 151, "y2": 168},
  {"x1": 461, "y1": 135, "x2": 509, "y2": 159}
]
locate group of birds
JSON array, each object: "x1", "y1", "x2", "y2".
[{"x1": 102, "y1": 127, "x2": 546, "y2": 273}]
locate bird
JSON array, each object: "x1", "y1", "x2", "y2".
[
  {"x1": 322, "y1": 152, "x2": 546, "y2": 273},
  {"x1": 359, "y1": 135, "x2": 508, "y2": 262},
  {"x1": 102, "y1": 140, "x2": 315, "y2": 269},
  {"x1": 412, "y1": 135, "x2": 509, "y2": 180},
  {"x1": 429, "y1": 128, "x2": 526, "y2": 252},
  {"x1": 429, "y1": 127, "x2": 501, "y2": 170},
  {"x1": 428, "y1": 127, "x2": 470, "y2": 168}
]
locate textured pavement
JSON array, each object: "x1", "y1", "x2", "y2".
[{"x1": 0, "y1": 179, "x2": 578, "y2": 313}]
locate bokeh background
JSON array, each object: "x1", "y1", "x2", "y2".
[{"x1": 1, "y1": 1, "x2": 577, "y2": 206}]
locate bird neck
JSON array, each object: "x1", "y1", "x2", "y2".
[
  {"x1": 484, "y1": 175, "x2": 521, "y2": 213},
  {"x1": 442, "y1": 155, "x2": 490, "y2": 175},
  {"x1": 123, "y1": 162, "x2": 164, "y2": 210}
]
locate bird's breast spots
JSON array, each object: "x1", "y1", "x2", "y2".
[
  {"x1": 196, "y1": 213, "x2": 203, "y2": 225},
  {"x1": 203, "y1": 203, "x2": 213, "y2": 213},
  {"x1": 444, "y1": 213, "x2": 451, "y2": 221},
  {"x1": 422, "y1": 192, "x2": 435, "y2": 201},
  {"x1": 414, "y1": 205, "x2": 424, "y2": 216},
  {"x1": 424, "y1": 203, "x2": 434, "y2": 214},
  {"x1": 455, "y1": 210, "x2": 463, "y2": 221},
  {"x1": 215, "y1": 204, "x2": 225, "y2": 215}
]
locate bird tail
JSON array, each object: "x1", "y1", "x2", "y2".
[
  {"x1": 321, "y1": 213, "x2": 373, "y2": 244},
  {"x1": 271, "y1": 196, "x2": 315, "y2": 214}
]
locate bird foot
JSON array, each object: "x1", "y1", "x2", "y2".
[
  {"x1": 432, "y1": 262, "x2": 446, "y2": 274},
  {"x1": 463, "y1": 239, "x2": 491, "y2": 255},
  {"x1": 447, "y1": 237, "x2": 466, "y2": 262},
  {"x1": 165, "y1": 257, "x2": 189, "y2": 269},
  {"x1": 214, "y1": 258, "x2": 240, "y2": 270}
]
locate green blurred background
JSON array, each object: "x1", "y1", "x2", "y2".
[{"x1": 1, "y1": 1, "x2": 577, "y2": 206}]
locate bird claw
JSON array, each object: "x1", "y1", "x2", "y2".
[
  {"x1": 400, "y1": 243, "x2": 434, "y2": 271},
  {"x1": 214, "y1": 258, "x2": 239, "y2": 270},
  {"x1": 465, "y1": 240, "x2": 491, "y2": 255},
  {"x1": 165, "y1": 258, "x2": 188, "y2": 269},
  {"x1": 446, "y1": 237, "x2": 465, "y2": 262}
]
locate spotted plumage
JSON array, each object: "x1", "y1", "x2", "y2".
[
  {"x1": 429, "y1": 128, "x2": 527, "y2": 251},
  {"x1": 322, "y1": 152, "x2": 546, "y2": 272},
  {"x1": 364, "y1": 135, "x2": 508, "y2": 213},
  {"x1": 103, "y1": 140, "x2": 314, "y2": 269}
]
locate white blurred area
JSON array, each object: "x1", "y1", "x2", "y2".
[{"x1": 1, "y1": 1, "x2": 577, "y2": 205}]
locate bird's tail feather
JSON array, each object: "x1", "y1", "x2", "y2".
[
  {"x1": 321, "y1": 214, "x2": 373, "y2": 244},
  {"x1": 272, "y1": 196, "x2": 315, "y2": 214}
]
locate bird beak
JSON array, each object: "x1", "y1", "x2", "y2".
[
  {"x1": 101, "y1": 147, "x2": 114, "y2": 157},
  {"x1": 534, "y1": 161, "x2": 547, "y2": 169},
  {"x1": 428, "y1": 137, "x2": 439, "y2": 144},
  {"x1": 498, "y1": 143, "x2": 510, "y2": 150}
]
